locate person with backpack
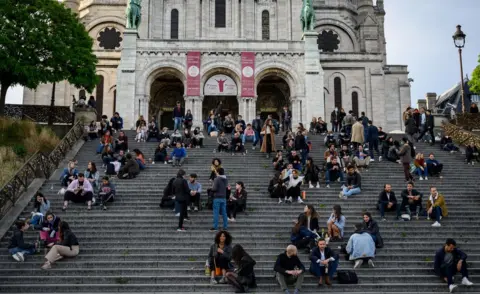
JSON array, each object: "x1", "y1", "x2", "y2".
[
  {"x1": 225, "y1": 244, "x2": 257, "y2": 293},
  {"x1": 173, "y1": 169, "x2": 191, "y2": 232}
]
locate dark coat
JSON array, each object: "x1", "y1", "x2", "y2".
[
  {"x1": 426, "y1": 114, "x2": 434, "y2": 129},
  {"x1": 172, "y1": 176, "x2": 190, "y2": 202},
  {"x1": 330, "y1": 110, "x2": 341, "y2": 123},
  {"x1": 282, "y1": 110, "x2": 292, "y2": 122},
  {"x1": 362, "y1": 219, "x2": 383, "y2": 248},
  {"x1": 173, "y1": 106, "x2": 184, "y2": 118},
  {"x1": 367, "y1": 125, "x2": 379, "y2": 142},
  {"x1": 294, "y1": 134, "x2": 308, "y2": 150},
  {"x1": 8, "y1": 229, "x2": 33, "y2": 249},
  {"x1": 405, "y1": 117, "x2": 417, "y2": 135},
  {"x1": 122, "y1": 158, "x2": 140, "y2": 175},
  {"x1": 377, "y1": 191, "x2": 398, "y2": 205},
  {"x1": 236, "y1": 254, "x2": 257, "y2": 285},
  {"x1": 59, "y1": 230, "x2": 79, "y2": 249},
  {"x1": 346, "y1": 172, "x2": 361, "y2": 189},
  {"x1": 309, "y1": 246, "x2": 338, "y2": 264},
  {"x1": 274, "y1": 252, "x2": 306, "y2": 276},
  {"x1": 298, "y1": 213, "x2": 319, "y2": 232},
  {"x1": 434, "y1": 247, "x2": 467, "y2": 276}
]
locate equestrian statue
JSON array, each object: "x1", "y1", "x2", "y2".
[
  {"x1": 126, "y1": 0, "x2": 142, "y2": 29},
  {"x1": 300, "y1": 0, "x2": 316, "y2": 32}
]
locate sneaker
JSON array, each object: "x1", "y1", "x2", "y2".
[
  {"x1": 164, "y1": 161, "x2": 167, "y2": 165},
  {"x1": 338, "y1": 191, "x2": 344, "y2": 199},
  {"x1": 462, "y1": 277, "x2": 474, "y2": 286},
  {"x1": 102, "y1": 205, "x2": 107, "y2": 211},
  {"x1": 370, "y1": 158, "x2": 375, "y2": 162},
  {"x1": 210, "y1": 278, "x2": 218, "y2": 285},
  {"x1": 472, "y1": 162, "x2": 475, "y2": 166},
  {"x1": 152, "y1": 161, "x2": 155, "y2": 165},
  {"x1": 381, "y1": 217, "x2": 387, "y2": 221},
  {"x1": 228, "y1": 218, "x2": 236, "y2": 222},
  {"x1": 176, "y1": 227, "x2": 186, "y2": 232},
  {"x1": 175, "y1": 213, "x2": 180, "y2": 217},
  {"x1": 252, "y1": 146, "x2": 255, "y2": 150},
  {"x1": 278, "y1": 199, "x2": 283, "y2": 204},
  {"x1": 431, "y1": 221, "x2": 441, "y2": 227},
  {"x1": 187, "y1": 207, "x2": 191, "y2": 211},
  {"x1": 354, "y1": 259, "x2": 363, "y2": 269},
  {"x1": 12, "y1": 253, "x2": 23, "y2": 262},
  {"x1": 218, "y1": 277, "x2": 227, "y2": 284},
  {"x1": 342, "y1": 196, "x2": 348, "y2": 200},
  {"x1": 209, "y1": 228, "x2": 218, "y2": 232},
  {"x1": 309, "y1": 184, "x2": 314, "y2": 189},
  {"x1": 41, "y1": 261, "x2": 52, "y2": 270},
  {"x1": 368, "y1": 259, "x2": 375, "y2": 268},
  {"x1": 449, "y1": 284, "x2": 457, "y2": 293},
  {"x1": 326, "y1": 184, "x2": 330, "y2": 188},
  {"x1": 194, "y1": 207, "x2": 199, "y2": 211},
  {"x1": 287, "y1": 196, "x2": 293, "y2": 203},
  {"x1": 424, "y1": 177, "x2": 428, "y2": 180},
  {"x1": 297, "y1": 197, "x2": 304, "y2": 204},
  {"x1": 419, "y1": 177, "x2": 424, "y2": 181},
  {"x1": 316, "y1": 184, "x2": 320, "y2": 188},
  {"x1": 379, "y1": 156, "x2": 382, "y2": 161}
]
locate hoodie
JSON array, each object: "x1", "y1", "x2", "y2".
[{"x1": 212, "y1": 175, "x2": 228, "y2": 198}]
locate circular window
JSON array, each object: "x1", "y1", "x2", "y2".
[
  {"x1": 317, "y1": 30, "x2": 340, "y2": 53},
  {"x1": 97, "y1": 27, "x2": 123, "y2": 50}
]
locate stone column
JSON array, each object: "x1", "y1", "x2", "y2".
[
  {"x1": 241, "y1": 97, "x2": 255, "y2": 122},
  {"x1": 249, "y1": 97, "x2": 257, "y2": 123},
  {"x1": 426, "y1": 92, "x2": 437, "y2": 110},
  {"x1": 303, "y1": 31, "x2": 324, "y2": 125},
  {"x1": 116, "y1": 29, "x2": 138, "y2": 130},
  {"x1": 195, "y1": 96, "x2": 204, "y2": 129},
  {"x1": 291, "y1": 97, "x2": 300, "y2": 127},
  {"x1": 238, "y1": 97, "x2": 246, "y2": 120}
]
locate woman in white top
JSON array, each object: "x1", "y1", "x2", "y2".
[{"x1": 327, "y1": 205, "x2": 346, "y2": 241}]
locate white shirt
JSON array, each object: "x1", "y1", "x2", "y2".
[{"x1": 421, "y1": 113, "x2": 426, "y2": 125}]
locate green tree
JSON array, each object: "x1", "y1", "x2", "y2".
[
  {"x1": 0, "y1": 0, "x2": 98, "y2": 115},
  {"x1": 470, "y1": 54, "x2": 480, "y2": 94}
]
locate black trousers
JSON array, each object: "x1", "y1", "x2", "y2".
[
  {"x1": 178, "y1": 200, "x2": 188, "y2": 229},
  {"x1": 189, "y1": 193, "x2": 200, "y2": 207},
  {"x1": 418, "y1": 127, "x2": 434, "y2": 144}
]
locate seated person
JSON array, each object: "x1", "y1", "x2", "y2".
[
  {"x1": 85, "y1": 161, "x2": 100, "y2": 190},
  {"x1": 284, "y1": 170, "x2": 304, "y2": 204},
  {"x1": 188, "y1": 173, "x2": 202, "y2": 211},
  {"x1": 113, "y1": 150, "x2": 127, "y2": 167},
  {"x1": 269, "y1": 172, "x2": 287, "y2": 204},
  {"x1": 133, "y1": 149, "x2": 146, "y2": 170},
  {"x1": 327, "y1": 205, "x2": 346, "y2": 240},
  {"x1": 118, "y1": 153, "x2": 140, "y2": 179},
  {"x1": 377, "y1": 184, "x2": 401, "y2": 221},
  {"x1": 8, "y1": 221, "x2": 37, "y2": 262},
  {"x1": 413, "y1": 153, "x2": 428, "y2": 180},
  {"x1": 135, "y1": 121, "x2": 147, "y2": 142},
  {"x1": 235, "y1": 116, "x2": 246, "y2": 134},
  {"x1": 209, "y1": 158, "x2": 222, "y2": 181},
  {"x1": 40, "y1": 221, "x2": 79, "y2": 270},
  {"x1": 387, "y1": 141, "x2": 401, "y2": 163},
  {"x1": 192, "y1": 127, "x2": 204, "y2": 148},
  {"x1": 146, "y1": 122, "x2": 160, "y2": 142},
  {"x1": 426, "y1": 153, "x2": 444, "y2": 177},
  {"x1": 101, "y1": 145, "x2": 115, "y2": 167},
  {"x1": 346, "y1": 223, "x2": 375, "y2": 269},
  {"x1": 339, "y1": 165, "x2": 361, "y2": 199},
  {"x1": 309, "y1": 238, "x2": 339, "y2": 286},
  {"x1": 230, "y1": 132, "x2": 245, "y2": 155},
  {"x1": 227, "y1": 181, "x2": 247, "y2": 222},
  {"x1": 362, "y1": 212, "x2": 383, "y2": 248},
  {"x1": 339, "y1": 144, "x2": 352, "y2": 169},
  {"x1": 353, "y1": 145, "x2": 371, "y2": 168},
  {"x1": 60, "y1": 161, "x2": 78, "y2": 188},
  {"x1": 171, "y1": 129, "x2": 183, "y2": 147},
  {"x1": 337, "y1": 131, "x2": 351, "y2": 147},
  {"x1": 160, "y1": 177, "x2": 176, "y2": 209},
  {"x1": 98, "y1": 176, "x2": 115, "y2": 211},
  {"x1": 97, "y1": 130, "x2": 114, "y2": 154},
  {"x1": 86, "y1": 121, "x2": 98, "y2": 141},
  {"x1": 324, "y1": 131, "x2": 336, "y2": 147},
  {"x1": 171, "y1": 142, "x2": 187, "y2": 167},
  {"x1": 223, "y1": 115, "x2": 234, "y2": 134},
  {"x1": 225, "y1": 244, "x2": 257, "y2": 293},
  {"x1": 242, "y1": 124, "x2": 256, "y2": 148},
  {"x1": 98, "y1": 115, "x2": 111, "y2": 137},
  {"x1": 287, "y1": 151, "x2": 302, "y2": 171},
  {"x1": 274, "y1": 245, "x2": 305, "y2": 294},
  {"x1": 304, "y1": 157, "x2": 321, "y2": 188},
  {"x1": 317, "y1": 117, "x2": 328, "y2": 134},
  {"x1": 426, "y1": 186, "x2": 448, "y2": 227},
  {"x1": 400, "y1": 182, "x2": 423, "y2": 219},
  {"x1": 325, "y1": 157, "x2": 344, "y2": 188},
  {"x1": 159, "y1": 128, "x2": 171, "y2": 146},
  {"x1": 62, "y1": 173, "x2": 94, "y2": 211},
  {"x1": 273, "y1": 150, "x2": 285, "y2": 171},
  {"x1": 465, "y1": 142, "x2": 479, "y2": 165},
  {"x1": 284, "y1": 139, "x2": 295, "y2": 154},
  {"x1": 440, "y1": 135, "x2": 459, "y2": 152},
  {"x1": 35, "y1": 212, "x2": 60, "y2": 247},
  {"x1": 207, "y1": 114, "x2": 218, "y2": 135},
  {"x1": 183, "y1": 128, "x2": 193, "y2": 148},
  {"x1": 217, "y1": 132, "x2": 230, "y2": 152},
  {"x1": 29, "y1": 192, "x2": 50, "y2": 225},
  {"x1": 114, "y1": 131, "x2": 128, "y2": 152},
  {"x1": 309, "y1": 117, "x2": 319, "y2": 134},
  {"x1": 282, "y1": 131, "x2": 294, "y2": 150},
  {"x1": 153, "y1": 143, "x2": 168, "y2": 164},
  {"x1": 323, "y1": 144, "x2": 338, "y2": 163},
  {"x1": 434, "y1": 238, "x2": 473, "y2": 292},
  {"x1": 208, "y1": 230, "x2": 233, "y2": 284},
  {"x1": 381, "y1": 137, "x2": 394, "y2": 161}
]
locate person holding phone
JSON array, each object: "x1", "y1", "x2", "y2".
[{"x1": 62, "y1": 173, "x2": 94, "y2": 211}]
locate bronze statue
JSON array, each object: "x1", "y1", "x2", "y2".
[
  {"x1": 126, "y1": 0, "x2": 142, "y2": 29},
  {"x1": 300, "y1": 0, "x2": 316, "y2": 32}
]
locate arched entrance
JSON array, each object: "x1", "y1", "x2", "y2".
[
  {"x1": 256, "y1": 75, "x2": 290, "y2": 120},
  {"x1": 202, "y1": 74, "x2": 239, "y2": 119},
  {"x1": 149, "y1": 68, "x2": 185, "y2": 129}
]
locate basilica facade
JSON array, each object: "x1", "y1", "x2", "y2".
[{"x1": 23, "y1": 0, "x2": 412, "y2": 131}]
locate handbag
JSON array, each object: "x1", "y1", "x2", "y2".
[{"x1": 337, "y1": 270, "x2": 358, "y2": 284}]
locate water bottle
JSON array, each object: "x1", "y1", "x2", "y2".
[{"x1": 321, "y1": 228, "x2": 325, "y2": 238}]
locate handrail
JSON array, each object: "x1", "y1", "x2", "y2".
[{"x1": 0, "y1": 120, "x2": 85, "y2": 220}]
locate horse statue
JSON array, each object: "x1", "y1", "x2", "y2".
[
  {"x1": 300, "y1": 0, "x2": 316, "y2": 32},
  {"x1": 126, "y1": 0, "x2": 142, "y2": 29}
]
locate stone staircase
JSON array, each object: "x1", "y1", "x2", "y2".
[{"x1": 0, "y1": 131, "x2": 479, "y2": 293}]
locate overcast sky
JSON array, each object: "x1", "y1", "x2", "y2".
[{"x1": 5, "y1": 0, "x2": 480, "y2": 106}]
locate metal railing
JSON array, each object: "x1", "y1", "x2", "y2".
[{"x1": 0, "y1": 121, "x2": 85, "y2": 220}]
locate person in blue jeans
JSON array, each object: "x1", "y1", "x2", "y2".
[
  {"x1": 339, "y1": 165, "x2": 361, "y2": 199},
  {"x1": 210, "y1": 168, "x2": 229, "y2": 232},
  {"x1": 309, "y1": 238, "x2": 339, "y2": 286},
  {"x1": 172, "y1": 101, "x2": 184, "y2": 131},
  {"x1": 8, "y1": 221, "x2": 37, "y2": 262}
]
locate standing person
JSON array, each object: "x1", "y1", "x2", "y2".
[
  {"x1": 184, "y1": 109, "x2": 193, "y2": 131},
  {"x1": 343, "y1": 110, "x2": 355, "y2": 137},
  {"x1": 251, "y1": 114, "x2": 263, "y2": 149},
  {"x1": 398, "y1": 138, "x2": 414, "y2": 182},
  {"x1": 173, "y1": 101, "x2": 184, "y2": 131},
  {"x1": 8, "y1": 221, "x2": 37, "y2": 262},
  {"x1": 330, "y1": 107, "x2": 341, "y2": 132},
  {"x1": 417, "y1": 110, "x2": 435, "y2": 145},
  {"x1": 210, "y1": 168, "x2": 229, "y2": 232},
  {"x1": 40, "y1": 221, "x2": 79, "y2": 269},
  {"x1": 62, "y1": 173, "x2": 94, "y2": 211},
  {"x1": 434, "y1": 238, "x2": 473, "y2": 293},
  {"x1": 282, "y1": 106, "x2": 292, "y2": 132},
  {"x1": 188, "y1": 173, "x2": 202, "y2": 211},
  {"x1": 404, "y1": 114, "x2": 417, "y2": 143},
  {"x1": 225, "y1": 244, "x2": 257, "y2": 293},
  {"x1": 261, "y1": 119, "x2": 276, "y2": 159},
  {"x1": 274, "y1": 245, "x2": 305, "y2": 294},
  {"x1": 309, "y1": 238, "x2": 339, "y2": 286},
  {"x1": 360, "y1": 112, "x2": 369, "y2": 143},
  {"x1": 208, "y1": 230, "x2": 232, "y2": 284},
  {"x1": 351, "y1": 118, "x2": 364, "y2": 149},
  {"x1": 173, "y1": 169, "x2": 190, "y2": 232},
  {"x1": 367, "y1": 120, "x2": 379, "y2": 161}
]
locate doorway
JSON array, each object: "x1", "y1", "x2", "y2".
[
  {"x1": 203, "y1": 96, "x2": 239, "y2": 120},
  {"x1": 256, "y1": 75, "x2": 290, "y2": 121},
  {"x1": 149, "y1": 71, "x2": 184, "y2": 130}
]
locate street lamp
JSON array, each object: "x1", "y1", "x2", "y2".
[{"x1": 453, "y1": 25, "x2": 466, "y2": 113}]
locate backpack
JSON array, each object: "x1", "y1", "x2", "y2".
[
  {"x1": 337, "y1": 270, "x2": 358, "y2": 284},
  {"x1": 106, "y1": 163, "x2": 116, "y2": 175}
]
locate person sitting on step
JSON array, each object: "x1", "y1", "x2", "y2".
[
  {"x1": 62, "y1": 173, "x2": 94, "y2": 211},
  {"x1": 426, "y1": 153, "x2": 443, "y2": 177},
  {"x1": 346, "y1": 222, "x2": 375, "y2": 269},
  {"x1": 309, "y1": 117, "x2": 319, "y2": 134},
  {"x1": 325, "y1": 157, "x2": 345, "y2": 188},
  {"x1": 387, "y1": 140, "x2": 401, "y2": 163},
  {"x1": 84, "y1": 161, "x2": 100, "y2": 192},
  {"x1": 377, "y1": 184, "x2": 401, "y2": 221},
  {"x1": 284, "y1": 138, "x2": 295, "y2": 154},
  {"x1": 135, "y1": 121, "x2": 148, "y2": 142},
  {"x1": 160, "y1": 177, "x2": 176, "y2": 209},
  {"x1": 317, "y1": 117, "x2": 328, "y2": 134},
  {"x1": 440, "y1": 135, "x2": 459, "y2": 153},
  {"x1": 60, "y1": 160, "x2": 78, "y2": 190},
  {"x1": 101, "y1": 145, "x2": 115, "y2": 168},
  {"x1": 183, "y1": 128, "x2": 193, "y2": 148},
  {"x1": 287, "y1": 150, "x2": 302, "y2": 171},
  {"x1": 86, "y1": 121, "x2": 98, "y2": 141},
  {"x1": 324, "y1": 131, "x2": 336, "y2": 147},
  {"x1": 283, "y1": 131, "x2": 294, "y2": 150},
  {"x1": 269, "y1": 172, "x2": 287, "y2": 204},
  {"x1": 99, "y1": 115, "x2": 112, "y2": 137},
  {"x1": 337, "y1": 130, "x2": 351, "y2": 147},
  {"x1": 8, "y1": 221, "x2": 37, "y2": 262},
  {"x1": 339, "y1": 144, "x2": 352, "y2": 170},
  {"x1": 242, "y1": 124, "x2": 256, "y2": 149},
  {"x1": 381, "y1": 136, "x2": 394, "y2": 161},
  {"x1": 41, "y1": 221, "x2": 79, "y2": 270},
  {"x1": 297, "y1": 204, "x2": 320, "y2": 233},
  {"x1": 171, "y1": 142, "x2": 187, "y2": 167},
  {"x1": 227, "y1": 181, "x2": 247, "y2": 222},
  {"x1": 324, "y1": 144, "x2": 338, "y2": 163},
  {"x1": 304, "y1": 157, "x2": 321, "y2": 189},
  {"x1": 273, "y1": 150, "x2": 286, "y2": 171},
  {"x1": 171, "y1": 129, "x2": 183, "y2": 147},
  {"x1": 231, "y1": 132, "x2": 245, "y2": 155},
  {"x1": 426, "y1": 186, "x2": 448, "y2": 227},
  {"x1": 309, "y1": 238, "x2": 339, "y2": 286},
  {"x1": 188, "y1": 173, "x2": 202, "y2": 212},
  {"x1": 339, "y1": 165, "x2": 361, "y2": 199},
  {"x1": 133, "y1": 149, "x2": 146, "y2": 170},
  {"x1": 118, "y1": 153, "x2": 140, "y2": 179},
  {"x1": 159, "y1": 127, "x2": 171, "y2": 146},
  {"x1": 400, "y1": 181, "x2": 423, "y2": 219},
  {"x1": 36, "y1": 212, "x2": 60, "y2": 247},
  {"x1": 235, "y1": 115, "x2": 246, "y2": 134},
  {"x1": 284, "y1": 169, "x2": 304, "y2": 204},
  {"x1": 153, "y1": 142, "x2": 168, "y2": 164},
  {"x1": 114, "y1": 131, "x2": 128, "y2": 152},
  {"x1": 274, "y1": 244, "x2": 305, "y2": 294},
  {"x1": 98, "y1": 176, "x2": 115, "y2": 211},
  {"x1": 192, "y1": 127, "x2": 204, "y2": 148},
  {"x1": 290, "y1": 214, "x2": 318, "y2": 253},
  {"x1": 217, "y1": 132, "x2": 230, "y2": 153},
  {"x1": 113, "y1": 149, "x2": 127, "y2": 167},
  {"x1": 465, "y1": 142, "x2": 479, "y2": 165},
  {"x1": 110, "y1": 112, "x2": 123, "y2": 133},
  {"x1": 434, "y1": 238, "x2": 474, "y2": 293},
  {"x1": 97, "y1": 130, "x2": 114, "y2": 154},
  {"x1": 413, "y1": 153, "x2": 428, "y2": 180},
  {"x1": 353, "y1": 145, "x2": 371, "y2": 169},
  {"x1": 362, "y1": 212, "x2": 383, "y2": 248},
  {"x1": 29, "y1": 192, "x2": 50, "y2": 226},
  {"x1": 209, "y1": 158, "x2": 222, "y2": 182},
  {"x1": 225, "y1": 244, "x2": 257, "y2": 293},
  {"x1": 208, "y1": 230, "x2": 233, "y2": 285},
  {"x1": 146, "y1": 119, "x2": 160, "y2": 142},
  {"x1": 327, "y1": 205, "x2": 346, "y2": 241}
]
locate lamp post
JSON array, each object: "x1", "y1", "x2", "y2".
[{"x1": 453, "y1": 25, "x2": 466, "y2": 113}]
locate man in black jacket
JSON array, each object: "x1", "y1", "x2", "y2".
[
  {"x1": 309, "y1": 239, "x2": 339, "y2": 286},
  {"x1": 330, "y1": 108, "x2": 341, "y2": 132},
  {"x1": 251, "y1": 114, "x2": 263, "y2": 148},
  {"x1": 173, "y1": 169, "x2": 191, "y2": 232},
  {"x1": 400, "y1": 182, "x2": 423, "y2": 219},
  {"x1": 274, "y1": 245, "x2": 305, "y2": 294},
  {"x1": 282, "y1": 106, "x2": 292, "y2": 132},
  {"x1": 417, "y1": 109, "x2": 435, "y2": 145},
  {"x1": 8, "y1": 221, "x2": 36, "y2": 262},
  {"x1": 377, "y1": 184, "x2": 401, "y2": 221},
  {"x1": 434, "y1": 238, "x2": 473, "y2": 292}
]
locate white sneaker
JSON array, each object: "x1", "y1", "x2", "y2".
[
  {"x1": 287, "y1": 196, "x2": 293, "y2": 203},
  {"x1": 187, "y1": 207, "x2": 191, "y2": 211},
  {"x1": 462, "y1": 277, "x2": 473, "y2": 286},
  {"x1": 297, "y1": 197, "x2": 304, "y2": 204},
  {"x1": 278, "y1": 199, "x2": 283, "y2": 204},
  {"x1": 152, "y1": 161, "x2": 155, "y2": 164},
  {"x1": 368, "y1": 259, "x2": 375, "y2": 268},
  {"x1": 175, "y1": 213, "x2": 180, "y2": 217},
  {"x1": 338, "y1": 191, "x2": 344, "y2": 199},
  {"x1": 472, "y1": 162, "x2": 475, "y2": 166},
  {"x1": 370, "y1": 158, "x2": 375, "y2": 162},
  {"x1": 164, "y1": 161, "x2": 167, "y2": 164},
  {"x1": 309, "y1": 183, "x2": 314, "y2": 188},
  {"x1": 424, "y1": 177, "x2": 428, "y2": 180},
  {"x1": 316, "y1": 184, "x2": 320, "y2": 188},
  {"x1": 229, "y1": 218, "x2": 236, "y2": 222},
  {"x1": 326, "y1": 184, "x2": 330, "y2": 188},
  {"x1": 194, "y1": 207, "x2": 199, "y2": 211},
  {"x1": 354, "y1": 259, "x2": 363, "y2": 269},
  {"x1": 419, "y1": 177, "x2": 424, "y2": 181},
  {"x1": 379, "y1": 156, "x2": 382, "y2": 161},
  {"x1": 12, "y1": 253, "x2": 24, "y2": 262},
  {"x1": 431, "y1": 221, "x2": 441, "y2": 227},
  {"x1": 252, "y1": 146, "x2": 255, "y2": 150},
  {"x1": 449, "y1": 284, "x2": 457, "y2": 293}
]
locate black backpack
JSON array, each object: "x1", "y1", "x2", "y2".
[
  {"x1": 106, "y1": 163, "x2": 116, "y2": 175},
  {"x1": 337, "y1": 270, "x2": 358, "y2": 284}
]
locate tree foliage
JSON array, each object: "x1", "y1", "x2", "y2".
[
  {"x1": 469, "y1": 54, "x2": 480, "y2": 94},
  {"x1": 0, "y1": 0, "x2": 98, "y2": 114}
]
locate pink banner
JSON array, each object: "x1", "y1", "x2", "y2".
[
  {"x1": 186, "y1": 52, "x2": 201, "y2": 96},
  {"x1": 241, "y1": 52, "x2": 255, "y2": 97}
]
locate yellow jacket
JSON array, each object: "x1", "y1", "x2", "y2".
[{"x1": 426, "y1": 194, "x2": 448, "y2": 217}]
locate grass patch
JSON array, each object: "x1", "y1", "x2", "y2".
[
  {"x1": 187, "y1": 257, "x2": 197, "y2": 262},
  {"x1": 122, "y1": 249, "x2": 129, "y2": 256},
  {"x1": 424, "y1": 257, "x2": 432, "y2": 262},
  {"x1": 319, "y1": 204, "x2": 326, "y2": 208},
  {"x1": 247, "y1": 207, "x2": 256, "y2": 212},
  {"x1": 114, "y1": 277, "x2": 129, "y2": 284},
  {"x1": 400, "y1": 232, "x2": 407, "y2": 238}
]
